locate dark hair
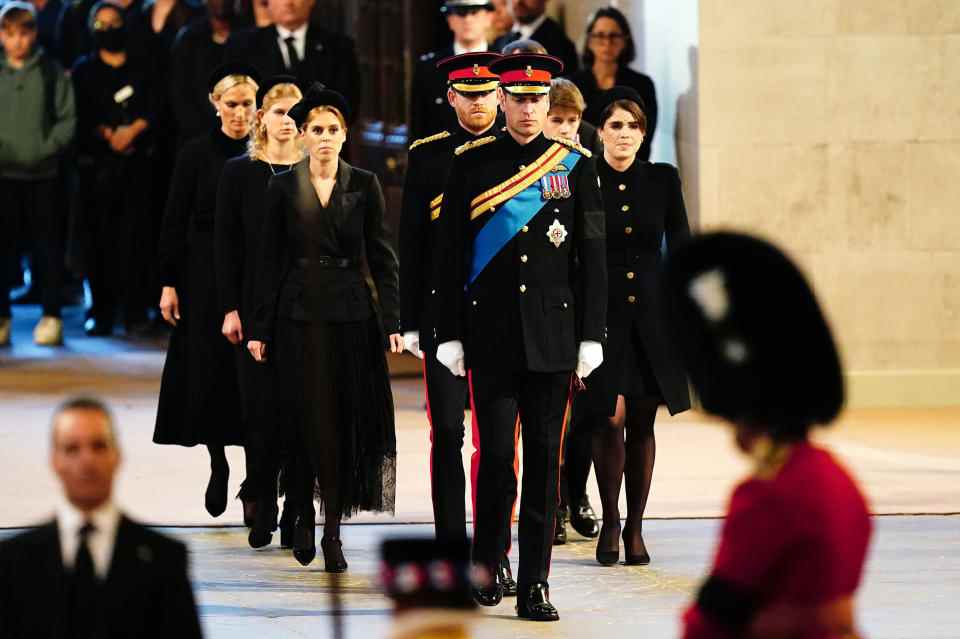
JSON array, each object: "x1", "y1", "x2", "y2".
[
  {"x1": 598, "y1": 98, "x2": 646, "y2": 134},
  {"x1": 87, "y1": 0, "x2": 125, "y2": 31},
  {"x1": 0, "y1": 1, "x2": 38, "y2": 30},
  {"x1": 501, "y1": 38, "x2": 547, "y2": 56},
  {"x1": 582, "y1": 7, "x2": 635, "y2": 68},
  {"x1": 51, "y1": 396, "x2": 118, "y2": 447}
]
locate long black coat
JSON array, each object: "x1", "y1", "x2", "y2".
[
  {"x1": 408, "y1": 45, "x2": 456, "y2": 141},
  {"x1": 434, "y1": 133, "x2": 607, "y2": 373},
  {"x1": 399, "y1": 126, "x2": 503, "y2": 354},
  {"x1": 224, "y1": 25, "x2": 360, "y2": 118},
  {"x1": 571, "y1": 67, "x2": 658, "y2": 162},
  {"x1": 169, "y1": 20, "x2": 228, "y2": 144},
  {"x1": 154, "y1": 129, "x2": 246, "y2": 446},
  {"x1": 0, "y1": 517, "x2": 202, "y2": 639},
  {"x1": 579, "y1": 157, "x2": 690, "y2": 416}
]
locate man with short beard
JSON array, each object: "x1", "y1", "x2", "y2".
[{"x1": 400, "y1": 51, "x2": 520, "y2": 598}]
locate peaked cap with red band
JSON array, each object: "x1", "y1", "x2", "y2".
[
  {"x1": 436, "y1": 52, "x2": 502, "y2": 94},
  {"x1": 489, "y1": 53, "x2": 563, "y2": 95}
]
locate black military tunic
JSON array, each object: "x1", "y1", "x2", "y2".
[
  {"x1": 434, "y1": 131, "x2": 606, "y2": 594},
  {"x1": 409, "y1": 46, "x2": 457, "y2": 141},
  {"x1": 400, "y1": 125, "x2": 502, "y2": 543},
  {"x1": 578, "y1": 157, "x2": 691, "y2": 417}
]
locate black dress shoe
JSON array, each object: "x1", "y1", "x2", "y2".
[
  {"x1": 498, "y1": 554, "x2": 518, "y2": 597},
  {"x1": 83, "y1": 317, "x2": 113, "y2": 337},
  {"x1": 570, "y1": 495, "x2": 600, "y2": 538},
  {"x1": 596, "y1": 521, "x2": 620, "y2": 566},
  {"x1": 553, "y1": 508, "x2": 567, "y2": 545},
  {"x1": 292, "y1": 517, "x2": 316, "y2": 566},
  {"x1": 321, "y1": 537, "x2": 348, "y2": 573},
  {"x1": 622, "y1": 524, "x2": 651, "y2": 565},
  {"x1": 279, "y1": 503, "x2": 294, "y2": 549},
  {"x1": 204, "y1": 464, "x2": 229, "y2": 518},
  {"x1": 516, "y1": 583, "x2": 559, "y2": 621},
  {"x1": 472, "y1": 582, "x2": 503, "y2": 607}
]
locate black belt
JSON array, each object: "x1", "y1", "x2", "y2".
[{"x1": 297, "y1": 256, "x2": 358, "y2": 269}]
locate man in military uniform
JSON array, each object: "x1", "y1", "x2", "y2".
[
  {"x1": 399, "y1": 51, "x2": 518, "y2": 597},
  {"x1": 409, "y1": 0, "x2": 493, "y2": 140},
  {"x1": 434, "y1": 53, "x2": 607, "y2": 621}
]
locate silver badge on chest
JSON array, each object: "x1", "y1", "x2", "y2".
[{"x1": 547, "y1": 219, "x2": 568, "y2": 248}]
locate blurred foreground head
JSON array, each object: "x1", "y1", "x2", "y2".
[
  {"x1": 661, "y1": 232, "x2": 844, "y2": 441},
  {"x1": 381, "y1": 537, "x2": 476, "y2": 639},
  {"x1": 50, "y1": 397, "x2": 120, "y2": 512}
]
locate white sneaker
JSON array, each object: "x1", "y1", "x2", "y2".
[
  {"x1": 0, "y1": 317, "x2": 10, "y2": 346},
  {"x1": 33, "y1": 316, "x2": 63, "y2": 346}
]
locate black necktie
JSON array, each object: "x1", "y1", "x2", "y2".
[
  {"x1": 284, "y1": 36, "x2": 301, "y2": 70},
  {"x1": 69, "y1": 522, "x2": 97, "y2": 638}
]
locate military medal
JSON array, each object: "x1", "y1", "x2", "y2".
[
  {"x1": 540, "y1": 164, "x2": 572, "y2": 200},
  {"x1": 547, "y1": 219, "x2": 568, "y2": 247}
]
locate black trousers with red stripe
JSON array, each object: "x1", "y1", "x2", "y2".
[
  {"x1": 470, "y1": 365, "x2": 571, "y2": 595},
  {"x1": 424, "y1": 352, "x2": 471, "y2": 542}
]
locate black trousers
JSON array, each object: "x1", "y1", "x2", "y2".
[
  {"x1": 79, "y1": 156, "x2": 153, "y2": 327},
  {"x1": 424, "y1": 352, "x2": 471, "y2": 542},
  {"x1": 559, "y1": 410, "x2": 593, "y2": 509},
  {"x1": 0, "y1": 177, "x2": 62, "y2": 318},
  {"x1": 470, "y1": 365, "x2": 571, "y2": 593}
]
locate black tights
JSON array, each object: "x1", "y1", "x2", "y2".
[
  {"x1": 292, "y1": 450, "x2": 342, "y2": 540},
  {"x1": 207, "y1": 444, "x2": 227, "y2": 471},
  {"x1": 591, "y1": 396, "x2": 658, "y2": 550}
]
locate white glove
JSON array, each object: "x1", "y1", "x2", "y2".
[
  {"x1": 403, "y1": 330, "x2": 424, "y2": 359},
  {"x1": 576, "y1": 341, "x2": 603, "y2": 379},
  {"x1": 436, "y1": 340, "x2": 466, "y2": 377}
]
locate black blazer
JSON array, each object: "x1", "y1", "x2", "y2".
[
  {"x1": 251, "y1": 159, "x2": 400, "y2": 341},
  {"x1": 0, "y1": 517, "x2": 202, "y2": 639},
  {"x1": 224, "y1": 25, "x2": 360, "y2": 118},
  {"x1": 408, "y1": 45, "x2": 457, "y2": 141},
  {"x1": 580, "y1": 157, "x2": 691, "y2": 416},
  {"x1": 434, "y1": 133, "x2": 607, "y2": 373},
  {"x1": 493, "y1": 17, "x2": 580, "y2": 76},
  {"x1": 571, "y1": 67, "x2": 658, "y2": 161}
]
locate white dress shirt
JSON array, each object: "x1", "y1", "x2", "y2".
[
  {"x1": 512, "y1": 13, "x2": 548, "y2": 42},
  {"x1": 57, "y1": 499, "x2": 121, "y2": 580},
  {"x1": 276, "y1": 23, "x2": 309, "y2": 69},
  {"x1": 453, "y1": 40, "x2": 488, "y2": 55}
]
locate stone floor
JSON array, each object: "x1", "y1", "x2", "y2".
[{"x1": 2, "y1": 306, "x2": 959, "y2": 636}]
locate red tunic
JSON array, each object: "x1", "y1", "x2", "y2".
[{"x1": 682, "y1": 442, "x2": 872, "y2": 639}]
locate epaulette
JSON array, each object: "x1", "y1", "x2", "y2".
[
  {"x1": 550, "y1": 136, "x2": 592, "y2": 158},
  {"x1": 409, "y1": 130, "x2": 451, "y2": 151},
  {"x1": 454, "y1": 135, "x2": 497, "y2": 156}
]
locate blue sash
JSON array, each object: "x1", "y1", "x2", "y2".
[{"x1": 468, "y1": 151, "x2": 582, "y2": 286}]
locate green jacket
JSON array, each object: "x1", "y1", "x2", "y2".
[{"x1": 0, "y1": 48, "x2": 76, "y2": 180}]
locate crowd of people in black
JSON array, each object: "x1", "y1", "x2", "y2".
[{"x1": 1, "y1": 0, "x2": 875, "y2": 635}]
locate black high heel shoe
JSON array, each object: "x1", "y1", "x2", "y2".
[
  {"x1": 595, "y1": 520, "x2": 621, "y2": 566},
  {"x1": 292, "y1": 517, "x2": 316, "y2": 566},
  {"x1": 321, "y1": 537, "x2": 348, "y2": 573},
  {"x1": 248, "y1": 500, "x2": 278, "y2": 549},
  {"x1": 204, "y1": 464, "x2": 229, "y2": 518},
  {"x1": 622, "y1": 524, "x2": 651, "y2": 565}
]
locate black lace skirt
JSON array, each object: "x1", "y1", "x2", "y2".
[{"x1": 274, "y1": 315, "x2": 397, "y2": 518}]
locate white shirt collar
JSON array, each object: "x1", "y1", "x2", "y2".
[
  {"x1": 276, "y1": 23, "x2": 308, "y2": 43},
  {"x1": 513, "y1": 13, "x2": 548, "y2": 41},
  {"x1": 57, "y1": 499, "x2": 121, "y2": 580},
  {"x1": 276, "y1": 23, "x2": 309, "y2": 68},
  {"x1": 453, "y1": 40, "x2": 488, "y2": 56}
]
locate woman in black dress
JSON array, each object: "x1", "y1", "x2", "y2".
[
  {"x1": 247, "y1": 86, "x2": 401, "y2": 572},
  {"x1": 572, "y1": 87, "x2": 690, "y2": 567},
  {"x1": 154, "y1": 63, "x2": 259, "y2": 520},
  {"x1": 570, "y1": 7, "x2": 658, "y2": 162},
  {"x1": 215, "y1": 75, "x2": 303, "y2": 548}
]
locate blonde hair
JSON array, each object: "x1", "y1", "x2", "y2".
[
  {"x1": 549, "y1": 78, "x2": 586, "y2": 115},
  {"x1": 248, "y1": 82, "x2": 303, "y2": 161},
  {"x1": 208, "y1": 74, "x2": 259, "y2": 105},
  {"x1": 303, "y1": 106, "x2": 347, "y2": 131}
]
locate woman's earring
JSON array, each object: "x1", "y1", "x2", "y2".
[{"x1": 216, "y1": 111, "x2": 220, "y2": 117}]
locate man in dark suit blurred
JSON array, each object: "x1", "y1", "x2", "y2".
[
  {"x1": 493, "y1": 0, "x2": 578, "y2": 76},
  {"x1": 224, "y1": 0, "x2": 359, "y2": 117},
  {"x1": 0, "y1": 397, "x2": 203, "y2": 639},
  {"x1": 409, "y1": 0, "x2": 493, "y2": 140}
]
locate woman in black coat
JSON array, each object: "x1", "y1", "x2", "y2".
[
  {"x1": 215, "y1": 76, "x2": 303, "y2": 549},
  {"x1": 154, "y1": 63, "x2": 259, "y2": 520},
  {"x1": 570, "y1": 7, "x2": 658, "y2": 162},
  {"x1": 573, "y1": 87, "x2": 690, "y2": 567},
  {"x1": 246, "y1": 86, "x2": 401, "y2": 572}
]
